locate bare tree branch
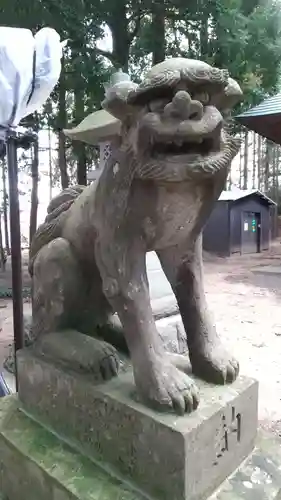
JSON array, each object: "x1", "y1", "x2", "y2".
[{"x1": 95, "y1": 47, "x2": 116, "y2": 64}]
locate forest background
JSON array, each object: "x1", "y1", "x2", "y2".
[{"x1": 0, "y1": 0, "x2": 280, "y2": 253}]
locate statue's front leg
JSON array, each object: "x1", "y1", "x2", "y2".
[
  {"x1": 95, "y1": 238, "x2": 199, "y2": 415},
  {"x1": 157, "y1": 235, "x2": 239, "y2": 384}
]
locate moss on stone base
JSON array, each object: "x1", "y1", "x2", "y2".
[
  {"x1": 0, "y1": 396, "x2": 143, "y2": 500},
  {"x1": 1, "y1": 396, "x2": 281, "y2": 500}
]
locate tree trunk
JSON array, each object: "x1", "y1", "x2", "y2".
[
  {"x1": 257, "y1": 134, "x2": 262, "y2": 190},
  {"x1": 57, "y1": 58, "x2": 69, "y2": 189},
  {"x1": 2, "y1": 160, "x2": 10, "y2": 255},
  {"x1": 272, "y1": 144, "x2": 277, "y2": 200},
  {"x1": 239, "y1": 132, "x2": 243, "y2": 188},
  {"x1": 264, "y1": 140, "x2": 270, "y2": 192},
  {"x1": 73, "y1": 141, "x2": 87, "y2": 185},
  {"x1": 58, "y1": 131, "x2": 68, "y2": 189},
  {"x1": 243, "y1": 129, "x2": 249, "y2": 189},
  {"x1": 0, "y1": 212, "x2": 6, "y2": 271},
  {"x1": 97, "y1": 1, "x2": 142, "y2": 71},
  {"x1": 252, "y1": 133, "x2": 256, "y2": 188},
  {"x1": 48, "y1": 127, "x2": 53, "y2": 201},
  {"x1": 152, "y1": 3, "x2": 166, "y2": 64},
  {"x1": 73, "y1": 85, "x2": 87, "y2": 185},
  {"x1": 276, "y1": 147, "x2": 280, "y2": 206},
  {"x1": 199, "y1": 1, "x2": 209, "y2": 58},
  {"x1": 109, "y1": 1, "x2": 130, "y2": 70},
  {"x1": 29, "y1": 138, "x2": 39, "y2": 246}
]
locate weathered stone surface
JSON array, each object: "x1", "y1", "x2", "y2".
[
  {"x1": 3, "y1": 310, "x2": 187, "y2": 377},
  {"x1": 18, "y1": 349, "x2": 258, "y2": 500},
  {"x1": 0, "y1": 396, "x2": 143, "y2": 500},
  {"x1": 4, "y1": 307, "x2": 188, "y2": 383},
  {"x1": 28, "y1": 58, "x2": 243, "y2": 415},
  {"x1": 1, "y1": 395, "x2": 281, "y2": 500}
]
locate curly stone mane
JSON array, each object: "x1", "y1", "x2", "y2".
[{"x1": 29, "y1": 185, "x2": 86, "y2": 275}]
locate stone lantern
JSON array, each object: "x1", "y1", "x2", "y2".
[
  {"x1": 64, "y1": 108, "x2": 120, "y2": 181},
  {"x1": 64, "y1": 70, "x2": 133, "y2": 182}
]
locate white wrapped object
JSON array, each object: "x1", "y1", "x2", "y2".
[
  {"x1": 24, "y1": 27, "x2": 64, "y2": 117},
  {"x1": 0, "y1": 26, "x2": 64, "y2": 136},
  {"x1": 0, "y1": 27, "x2": 34, "y2": 129}
]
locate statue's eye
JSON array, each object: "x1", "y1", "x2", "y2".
[
  {"x1": 193, "y1": 92, "x2": 209, "y2": 105},
  {"x1": 149, "y1": 99, "x2": 169, "y2": 112}
]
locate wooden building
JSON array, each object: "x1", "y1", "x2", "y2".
[{"x1": 203, "y1": 188, "x2": 277, "y2": 256}]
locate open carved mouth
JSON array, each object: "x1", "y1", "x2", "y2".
[{"x1": 151, "y1": 136, "x2": 217, "y2": 157}]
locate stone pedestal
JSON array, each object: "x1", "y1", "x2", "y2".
[
  {"x1": 10, "y1": 348, "x2": 260, "y2": 500},
  {"x1": 0, "y1": 396, "x2": 141, "y2": 500},
  {"x1": 2, "y1": 396, "x2": 281, "y2": 500}
]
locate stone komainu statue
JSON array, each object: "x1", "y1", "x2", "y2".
[{"x1": 29, "y1": 58, "x2": 242, "y2": 415}]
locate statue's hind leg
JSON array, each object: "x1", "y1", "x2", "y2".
[{"x1": 31, "y1": 237, "x2": 120, "y2": 381}]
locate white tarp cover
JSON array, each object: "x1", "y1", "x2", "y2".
[{"x1": 0, "y1": 26, "x2": 64, "y2": 135}]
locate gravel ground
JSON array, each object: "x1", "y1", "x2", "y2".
[
  {"x1": 203, "y1": 240, "x2": 281, "y2": 434},
  {"x1": 1, "y1": 243, "x2": 281, "y2": 433}
]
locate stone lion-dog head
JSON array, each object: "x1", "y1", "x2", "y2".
[{"x1": 102, "y1": 58, "x2": 242, "y2": 184}]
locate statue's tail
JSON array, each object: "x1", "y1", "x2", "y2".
[{"x1": 29, "y1": 185, "x2": 86, "y2": 276}]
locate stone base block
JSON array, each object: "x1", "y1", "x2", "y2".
[
  {"x1": 17, "y1": 349, "x2": 258, "y2": 500},
  {"x1": 0, "y1": 396, "x2": 141, "y2": 500},
  {"x1": 1, "y1": 396, "x2": 281, "y2": 500}
]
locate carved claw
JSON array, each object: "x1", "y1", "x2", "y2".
[
  {"x1": 135, "y1": 356, "x2": 200, "y2": 415},
  {"x1": 99, "y1": 349, "x2": 120, "y2": 381},
  {"x1": 190, "y1": 342, "x2": 239, "y2": 385}
]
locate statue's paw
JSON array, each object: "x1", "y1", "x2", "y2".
[
  {"x1": 136, "y1": 358, "x2": 200, "y2": 415},
  {"x1": 190, "y1": 342, "x2": 239, "y2": 384},
  {"x1": 96, "y1": 341, "x2": 120, "y2": 381},
  {"x1": 33, "y1": 331, "x2": 120, "y2": 382},
  {"x1": 72, "y1": 338, "x2": 120, "y2": 381}
]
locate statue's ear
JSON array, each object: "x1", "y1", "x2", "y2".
[
  {"x1": 214, "y1": 77, "x2": 243, "y2": 111},
  {"x1": 102, "y1": 80, "x2": 140, "y2": 121}
]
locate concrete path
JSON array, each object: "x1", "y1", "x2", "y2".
[{"x1": 254, "y1": 265, "x2": 281, "y2": 275}]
